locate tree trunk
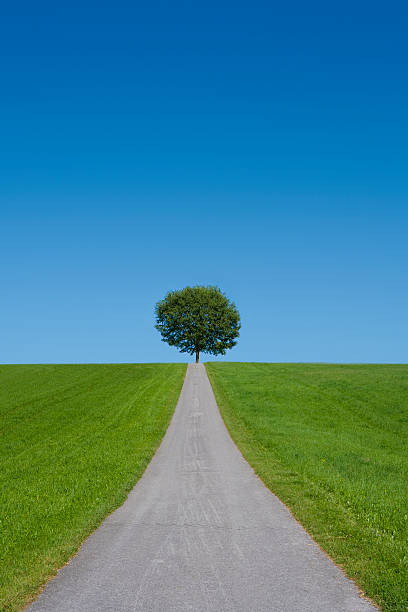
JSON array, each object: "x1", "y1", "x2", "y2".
[{"x1": 195, "y1": 349, "x2": 199, "y2": 364}]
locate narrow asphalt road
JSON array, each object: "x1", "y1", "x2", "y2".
[{"x1": 31, "y1": 364, "x2": 375, "y2": 611}]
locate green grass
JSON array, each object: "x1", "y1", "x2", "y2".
[
  {"x1": 0, "y1": 363, "x2": 186, "y2": 611},
  {"x1": 206, "y1": 362, "x2": 408, "y2": 612}
]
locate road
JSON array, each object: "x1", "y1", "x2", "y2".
[{"x1": 31, "y1": 364, "x2": 375, "y2": 611}]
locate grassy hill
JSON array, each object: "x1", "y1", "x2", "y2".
[
  {"x1": 206, "y1": 362, "x2": 408, "y2": 612},
  {"x1": 0, "y1": 363, "x2": 186, "y2": 611}
]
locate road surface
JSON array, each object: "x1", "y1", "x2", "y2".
[{"x1": 31, "y1": 364, "x2": 375, "y2": 611}]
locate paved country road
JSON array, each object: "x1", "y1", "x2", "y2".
[{"x1": 30, "y1": 364, "x2": 376, "y2": 611}]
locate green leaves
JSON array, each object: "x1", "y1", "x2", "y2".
[{"x1": 155, "y1": 286, "x2": 240, "y2": 359}]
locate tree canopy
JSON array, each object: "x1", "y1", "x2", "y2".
[{"x1": 155, "y1": 286, "x2": 241, "y2": 363}]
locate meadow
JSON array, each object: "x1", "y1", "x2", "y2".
[
  {"x1": 206, "y1": 363, "x2": 408, "y2": 612},
  {"x1": 0, "y1": 363, "x2": 186, "y2": 611}
]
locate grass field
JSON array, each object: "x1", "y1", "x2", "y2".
[
  {"x1": 0, "y1": 363, "x2": 186, "y2": 612},
  {"x1": 206, "y1": 363, "x2": 408, "y2": 612}
]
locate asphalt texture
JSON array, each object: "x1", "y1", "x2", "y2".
[{"x1": 30, "y1": 364, "x2": 376, "y2": 611}]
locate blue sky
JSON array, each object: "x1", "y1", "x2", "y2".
[{"x1": 1, "y1": 1, "x2": 407, "y2": 363}]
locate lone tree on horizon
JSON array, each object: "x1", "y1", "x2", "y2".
[{"x1": 155, "y1": 286, "x2": 241, "y2": 363}]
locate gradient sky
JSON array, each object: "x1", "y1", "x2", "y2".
[{"x1": 1, "y1": 1, "x2": 407, "y2": 364}]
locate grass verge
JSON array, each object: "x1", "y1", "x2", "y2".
[
  {"x1": 0, "y1": 363, "x2": 186, "y2": 611},
  {"x1": 206, "y1": 362, "x2": 408, "y2": 611}
]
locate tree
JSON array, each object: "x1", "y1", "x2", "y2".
[{"x1": 155, "y1": 286, "x2": 241, "y2": 363}]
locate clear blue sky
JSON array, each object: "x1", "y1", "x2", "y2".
[{"x1": 1, "y1": 1, "x2": 407, "y2": 364}]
